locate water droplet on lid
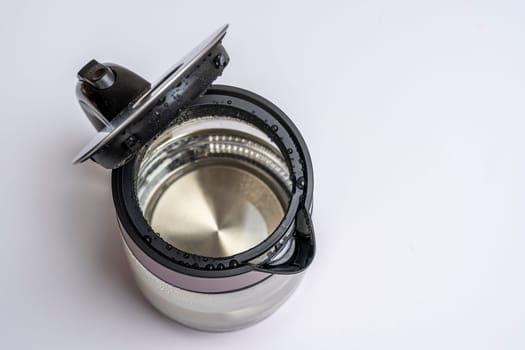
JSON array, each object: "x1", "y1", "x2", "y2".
[
  {"x1": 297, "y1": 176, "x2": 305, "y2": 189},
  {"x1": 144, "y1": 236, "x2": 152, "y2": 244},
  {"x1": 213, "y1": 54, "x2": 227, "y2": 68},
  {"x1": 155, "y1": 96, "x2": 166, "y2": 106},
  {"x1": 271, "y1": 125, "x2": 278, "y2": 132},
  {"x1": 227, "y1": 100, "x2": 232, "y2": 104},
  {"x1": 229, "y1": 260, "x2": 239, "y2": 268},
  {"x1": 124, "y1": 135, "x2": 140, "y2": 150}
]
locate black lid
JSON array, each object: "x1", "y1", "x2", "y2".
[{"x1": 73, "y1": 25, "x2": 229, "y2": 169}]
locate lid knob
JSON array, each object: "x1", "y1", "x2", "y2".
[
  {"x1": 76, "y1": 61, "x2": 151, "y2": 131},
  {"x1": 78, "y1": 60, "x2": 115, "y2": 89}
]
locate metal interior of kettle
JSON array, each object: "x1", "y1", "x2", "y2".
[
  {"x1": 73, "y1": 24, "x2": 315, "y2": 332},
  {"x1": 137, "y1": 117, "x2": 292, "y2": 258}
]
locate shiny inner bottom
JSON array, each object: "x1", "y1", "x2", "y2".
[{"x1": 136, "y1": 117, "x2": 291, "y2": 257}]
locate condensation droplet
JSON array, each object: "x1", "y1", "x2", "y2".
[{"x1": 297, "y1": 176, "x2": 305, "y2": 189}]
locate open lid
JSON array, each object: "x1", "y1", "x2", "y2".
[{"x1": 72, "y1": 25, "x2": 229, "y2": 169}]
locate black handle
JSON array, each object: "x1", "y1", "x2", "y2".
[{"x1": 256, "y1": 205, "x2": 315, "y2": 274}]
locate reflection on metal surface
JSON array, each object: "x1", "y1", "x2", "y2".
[
  {"x1": 137, "y1": 117, "x2": 291, "y2": 258},
  {"x1": 148, "y1": 162, "x2": 285, "y2": 257}
]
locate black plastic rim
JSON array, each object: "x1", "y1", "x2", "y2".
[{"x1": 112, "y1": 85, "x2": 314, "y2": 278}]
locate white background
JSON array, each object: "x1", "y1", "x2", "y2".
[{"x1": 1, "y1": 1, "x2": 524, "y2": 349}]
